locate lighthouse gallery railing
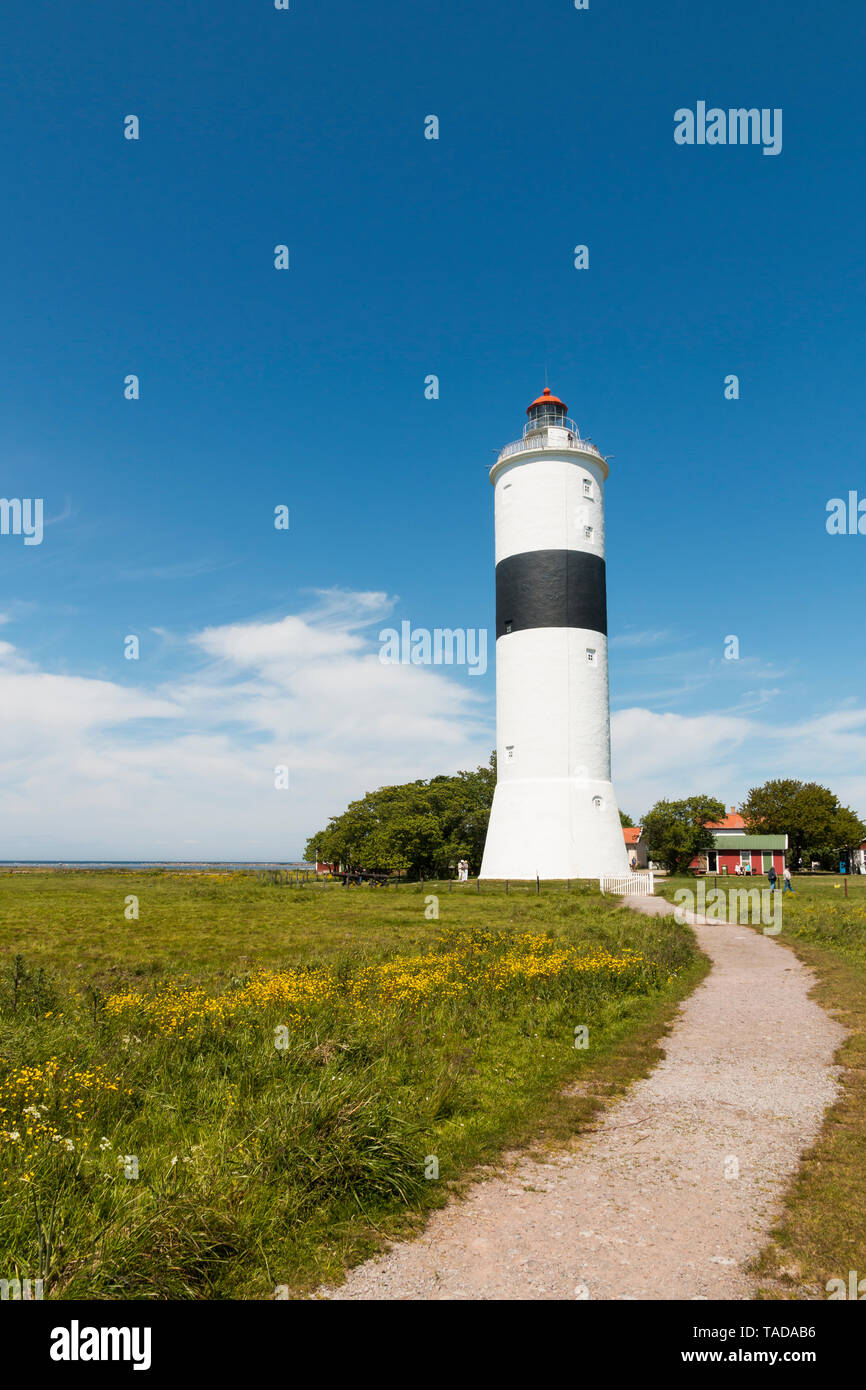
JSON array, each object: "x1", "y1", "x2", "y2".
[{"x1": 495, "y1": 435, "x2": 605, "y2": 464}]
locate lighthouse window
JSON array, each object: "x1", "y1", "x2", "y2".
[
  {"x1": 583, "y1": 478, "x2": 592, "y2": 496},
  {"x1": 504, "y1": 620, "x2": 513, "y2": 634},
  {"x1": 505, "y1": 745, "x2": 515, "y2": 762},
  {"x1": 592, "y1": 796, "x2": 603, "y2": 809},
  {"x1": 584, "y1": 525, "x2": 593, "y2": 540},
  {"x1": 586, "y1": 647, "x2": 596, "y2": 664}
]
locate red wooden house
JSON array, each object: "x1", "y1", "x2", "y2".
[{"x1": 689, "y1": 808, "x2": 787, "y2": 875}]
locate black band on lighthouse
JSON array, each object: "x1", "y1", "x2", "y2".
[{"x1": 495, "y1": 549, "x2": 607, "y2": 639}]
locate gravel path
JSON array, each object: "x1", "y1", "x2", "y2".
[{"x1": 321, "y1": 899, "x2": 845, "y2": 1300}]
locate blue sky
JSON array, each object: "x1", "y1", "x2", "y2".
[{"x1": 2, "y1": 0, "x2": 865, "y2": 857}]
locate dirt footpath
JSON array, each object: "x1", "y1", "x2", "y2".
[{"x1": 321, "y1": 899, "x2": 846, "y2": 1300}]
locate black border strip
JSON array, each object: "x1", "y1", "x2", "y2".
[{"x1": 495, "y1": 548, "x2": 607, "y2": 638}]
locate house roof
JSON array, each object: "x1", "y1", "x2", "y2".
[
  {"x1": 706, "y1": 811, "x2": 746, "y2": 830},
  {"x1": 710, "y1": 834, "x2": 787, "y2": 850},
  {"x1": 623, "y1": 826, "x2": 642, "y2": 845}
]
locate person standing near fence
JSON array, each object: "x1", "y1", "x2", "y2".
[{"x1": 783, "y1": 865, "x2": 794, "y2": 893}]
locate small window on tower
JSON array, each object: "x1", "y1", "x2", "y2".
[
  {"x1": 504, "y1": 620, "x2": 513, "y2": 634},
  {"x1": 583, "y1": 478, "x2": 592, "y2": 495},
  {"x1": 505, "y1": 745, "x2": 515, "y2": 762},
  {"x1": 584, "y1": 525, "x2": 593, "y2": 540},
  {"x1": 586, "y1": 647, "x2": 596, "y2": 664}
]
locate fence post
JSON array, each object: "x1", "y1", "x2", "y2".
[
  {"x1": 599, "y1": 877, "x2": 605, "y2": 895},
  {"x1": 536, "y1": 875, "x2": 540, "y2": 895},
  {"x1": 476, "y1": 877, "x2": 480, "y2": 894},
  {"x1": 649, "y1": 871, "x2": 655, "y2": 894},
  {"x1": 449, "y1": 878, "x2": 452, "y2": 892},
  {"x1": 420, "y1": 875, "x2": 424, "y2": 894},
  {"x1": 506, "y1": 879, "x2": 509, "y2": 894}
]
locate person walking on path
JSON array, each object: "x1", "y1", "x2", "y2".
[
  {"x1": 767, "y1": 864, "x2": 778, "y2": 891},
  {"x1": 783, "y1": 865, "x2": 795, "y2": 893}
]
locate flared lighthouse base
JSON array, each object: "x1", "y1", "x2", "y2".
[{"x1": 479, "y1": 776, "x2": 631, "y2": 881}]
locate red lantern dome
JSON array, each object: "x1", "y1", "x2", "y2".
[{"x1": 526, "y1": 386, "x2": 568, "y2": 415}]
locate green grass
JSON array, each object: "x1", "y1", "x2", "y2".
[
  {"x1": 0, "y1": 870, "x2": 620, "y2": 981},
  {"x1": 0, "y1": 871, "x2": 704, "y2": 1299},
  {"x1": 658, "y1": 873, "x2": 866, "y2": 1299}
]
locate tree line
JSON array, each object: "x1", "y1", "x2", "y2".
[
  {"x1": 641, "y1": 781, "x2": 865, "y2": 875},
  {"x1": 306, "y1": 763, "x2": 865, "y2": 879}
]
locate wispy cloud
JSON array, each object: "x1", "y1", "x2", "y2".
[
  {"x1": 43, "y1": 498, "x2": 74, "y2": 528},
  {"x1": 117, "y1": 559, "x2": 240, "y2": 582},
  {"x1": 610, "y1": 628, "x2": 677, "y2": 649}
]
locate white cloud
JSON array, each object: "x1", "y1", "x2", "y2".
[
  {"x1": 0, "y1": 595, "x2": 491, "y2": 859},
  {"x1": 612, "y1": 705, "x2": 866, "y2": 821},
  {"x1": 0, "y1": 594, "x2": 863, "y2": 858}
]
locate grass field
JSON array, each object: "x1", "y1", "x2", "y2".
[
  {"x1": 0, "y1": 871, "x2": 703, "y2": 1300},
  {"x1": 659, "y1": 873, "x2": 866, "y2": 1300}
]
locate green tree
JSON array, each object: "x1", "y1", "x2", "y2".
[
  {"x1": 304, "y1": 754, "x2": 496, "y2": 879},
  {"x1": 619, "y1": 810, "x2": 635, "y2": 828},
  {"x1": 642, "y1": 796, "x2": 726, "y2": 875},
  {"x1": 830, "y1": 806, "x2": 866, "y2": 864},
  {"x1": 741, "y1": 780, "x2": 865, "y2": 870}
]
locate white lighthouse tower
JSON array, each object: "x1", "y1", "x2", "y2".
[{"x1": 479, "y1": 387, "x2": 630, "y2": 882}]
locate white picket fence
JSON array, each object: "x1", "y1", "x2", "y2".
[{"x1": 599, "y1": 872, "x2": 655, "y2": 897}]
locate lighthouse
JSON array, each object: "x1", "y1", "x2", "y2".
[{"x1": 479, "y1": 388, "x2": 630, "y2": 881}]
